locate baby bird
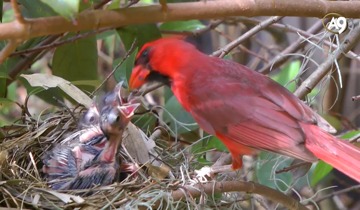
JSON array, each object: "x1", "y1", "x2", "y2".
[
  {"x1": 42, "y1": 82, "x2": 140, "y2": 190},
  {"x1": 42, "y1": 104, "x2": 105, "y2": 189}
]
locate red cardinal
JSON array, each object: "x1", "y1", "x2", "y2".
[{"x1": 129, "y1": 38, "x2": 360, "y2": 182}]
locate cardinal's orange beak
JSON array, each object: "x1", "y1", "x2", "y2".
[{"x1": 129, "y1": 65, "x2": 150, "y2": 90}]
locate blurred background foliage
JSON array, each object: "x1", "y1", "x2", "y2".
[{"x1": 1, "y1": 0, "x2": 360, "y2": 209}]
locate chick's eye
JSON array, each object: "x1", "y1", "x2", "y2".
[
  {"x1": 88, "y1": 116, "x2": 95, "y2": 123},
  {"x1": 116, "y1": 115, "x2": 121, "y2": 122}
]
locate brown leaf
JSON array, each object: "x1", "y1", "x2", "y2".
[
  {"x1": 21, "y1": 73, "x2": 92, "y2": 107},
  {"x1": 122, "y1": 123, "x2": 151, "y2": 164}
]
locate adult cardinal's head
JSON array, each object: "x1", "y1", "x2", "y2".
[{"x1": 129, "y1": 38, "x2": 201, "y2": 89}]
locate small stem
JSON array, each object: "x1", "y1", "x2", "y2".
[{"x1": 11, "y1": 0, "x2": 26, "y2": 24}]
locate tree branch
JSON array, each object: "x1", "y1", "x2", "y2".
[
  {"x1": 0, "y1": 0, "x2": 360, "y2": 42},
  {"x1": 170, "y1": 181, "x2": 308, "y2": 210},
  {"x1": 0, "y1": 0, "x2": 27, "y2": 63},
  {"x1": 0, "y1": 39, "x2": 20, "y2": 63}
]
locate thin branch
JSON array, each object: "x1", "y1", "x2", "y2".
[
  {"x1": 10, "y1": 28, "x2": 110, "y2": 57},
  {"x1": 212, "y1": 27, "x2": 269, "y2": 62},
  {"x1": 314, "y1": 184, "x2": 360, "y2": 203},
  {"x1": 11, "y1": 0, "x2": 26, "y2": 24},
  {"x1": 294, "y1": 20, "x2": 360, "y2": 99},
  {"x1": 212, "y1": 16, "x2": 284, "y2": 58},
  {"x1": 170, "y1": 181, "x2": 308, "y2": 210},
  {"x1": 92, "y1": 39, "x2": 137, "y2": 96},
  {"x1": 1, "y1": 1, "x2": 360, "y2": 41},
  {"x1": 141, "y1": 83, "x2": 164, "y2": 97}
]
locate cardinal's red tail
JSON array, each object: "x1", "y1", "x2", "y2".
[{"x1": 301, "y1": 123, "x2": 360, "y2": 182}]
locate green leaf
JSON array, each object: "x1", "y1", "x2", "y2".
[
  {"x1": 142, "y1": 0, "x2": 153, "y2": 3},
  {"x1": 2, "y1": 8, "x2": 14, "y2": 23},
  {"x1": 40, "y1": 0, "x2": 80, "y2": 20},
  {"x1": 256, "y1": 152, "x2": 293, "y2": 191},
  {"x1": 107, "y1": 0, "x2": 121, "y2": 9},
  {"x1": 160, "y1": 20, "x2": 205, "y2": 32},
  {"x1": 132, "y1": 113, "x2": 157, "y2": 132},
  {"x1": 206, "y1": 136, "x2": 228, "y2": 152},
  {"x1": 270, "y1": 60, "x2": 300, "y2": 92},
  {"x1": 117, "y1": 24, "x2": 161, "y2": 50},
  {"x1": 52, "y1": 33, "x2": 98, "y2": 92},
  {"x1": 19, "y1": 0, "x2": 58, "y2": 18},
  {"x1": 96, "y1": 29, "x2": 117, "y2": 40},
  {"x1": 0, "y1": 71, "x2": 10, "y2": 79},
  {"x1": 0, "y1": 97, "x2": 15, "y2": 107},
  {"x1": 20, "y1": 76, "x2": 63, "y2": 106},
  {"x1": 322, "y1": 114, "x2": 342, "y2": 131},
  {"x1": 163, "y1": 95, "x2": 198, "y2": 134},
  {"x1": 79, "y1": 0, "x2": 103, "y2": 11},
  {"x1": 340, "y1": 130, "x2": 360, "y2": 140},
  {"x1": 270, "y1": 60, "x2": 320, "y2": 99},
  {"x1": 71, "y1": 80, "x2": 101, "y2": 88},
  {"x1": 113, "y1": 48, "x2": 138, "y2": 87},
  {"x1": 191, "y1": 136, "x2": 227, "y2": 155},
  {"x1": 311, "y1": 161, "x2": 333, "y2": 186}
]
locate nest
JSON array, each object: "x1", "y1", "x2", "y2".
[{"x1": 1, "y1": 105, "x2": 245, "y2": 209}]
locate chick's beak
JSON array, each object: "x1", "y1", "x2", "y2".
[{"x1": 129, "y1": 65, "x2": 150, "y2": 90}]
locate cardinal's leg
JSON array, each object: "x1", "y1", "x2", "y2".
[{"x1": 194, "y1": 135, "x2": 254, "y2": 182}]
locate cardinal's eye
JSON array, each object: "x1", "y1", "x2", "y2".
[
  {"x1": 136, "y1": 47, "x2": 151, "y2": 66},
  {"x1": 141, "y1": 48, "x2": 150, "y2": 58}
]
